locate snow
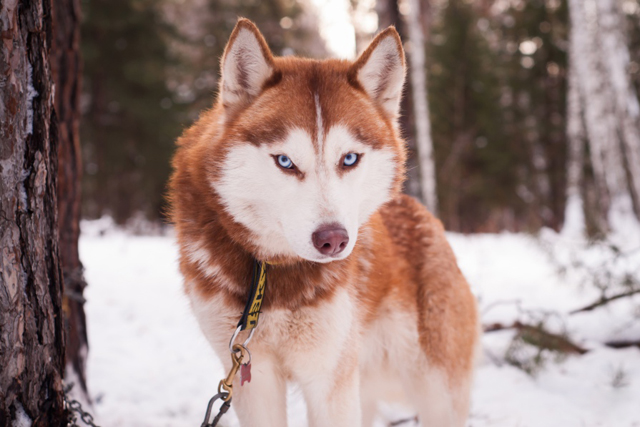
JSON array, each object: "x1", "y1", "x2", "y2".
[
  {"x1": 25, "y1": 61, "x2": 38, "y2": 136},
  {"x1": 12, "y1": 402, "x2": 32, "y2": 427},
  {"x1": 81, "y1": 220, "x2": 640, "y2": 426},
  {"x1": 561, "y1": 194, "x2": 585, "y2": 238}
]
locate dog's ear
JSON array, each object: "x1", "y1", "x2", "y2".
[
  {"x1": 349, "y1": 27, "x2": 405, "y2": 117},
  {"x1": 219, "y1": 18, "x2": 274, "y2": 112}
]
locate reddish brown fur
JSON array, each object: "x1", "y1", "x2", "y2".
[{"x1": 168, "y1": 18, "x2": 477, "y2": 397}]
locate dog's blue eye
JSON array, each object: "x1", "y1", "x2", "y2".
[
  {"x1": 277, "y1": 155, "x2": 293, "y2": 169},
  {"x1": 343, "y1": 153, "x2": 358, "y2": 167}
]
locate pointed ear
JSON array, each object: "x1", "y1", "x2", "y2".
[
  {"x1": 220, "y1": 19, "x2": 274, "y2": 111},
  {"x1": 349, "y1": 27, "x2": 406, "y2": 117}
]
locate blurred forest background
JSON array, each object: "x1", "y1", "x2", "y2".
[{"x1": 79, "y1": 0, "x2": 640, "y2": 234}]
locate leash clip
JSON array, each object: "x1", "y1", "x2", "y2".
[
  {"x1": 200, "y1": 392, "x2": 231, "y2": 427},
  {"x1": 200, "y1": 259, "x2": 267, "y2": 426},
  {"x1": 218, "y1": 344, "x2": 250, "y2": 401}
]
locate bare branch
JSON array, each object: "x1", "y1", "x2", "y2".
[
  {"x1": 604, "y1": 339, "x2": 640, "y2": 349},
  {"x1": 483, "y1": 321, "x2": 587, "y2": 355},
  {"x1": 569, "y1": 289, "x2": 640, "y2": 314}
]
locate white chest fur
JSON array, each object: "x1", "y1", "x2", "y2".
[{"x1": 187, "y1": 285, "x2": 356, "y2": 379}]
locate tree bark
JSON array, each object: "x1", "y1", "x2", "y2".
[
  {"x1": 596, "y1": 0, "x2": 640, "y2": 215},
  {"x1": 51, "y1": 0, "x2": 90, "y2": 400},
  {"x1": 402, "y1": 0, "x2": 438, "y2": 214},
  {"x1": 376, "y1": 0, "x2": 401, "y2": 33},
  {"x1": 0, "y1": 0, "x2": 66, "y2": 425},
  {"x1": 568, "y1": 0, "x2": 636, "y2": 232},
  {"x1": 562, "y1": 50, "x2": 586, "y2": 236}
]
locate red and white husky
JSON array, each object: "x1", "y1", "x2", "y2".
[{"x1": 169, "y1": 18, "x2": 478, "y2": 427}]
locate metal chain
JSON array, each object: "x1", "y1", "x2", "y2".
[{"x1": 63, "y1": 383, "x2": 101, "y2": 427}]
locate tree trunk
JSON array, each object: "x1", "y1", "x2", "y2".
[
  {"x1": 568, "y1": 0, "x2": 636, "y2": 232},
  {"x1": 51, "y1": 0, "x2": 90, "y2": 401},
  {"x1": 376, "y1": 0, "x2": 436, "y2": 209},
  {"x1": 596, "y1": 0, "x2": 640, "y2": 215},
  {"x1": 402, "y1": 0, "x2": 438, "y2": 214},
  {"x1": 376, "y1": 0, "x2": 401, "y2": 33},
  {"x1": 562, "y1": 50, "x2": 586, "y2": 236},
  {"x1": 0, "y1": 0, "x2": 67, "y2": 425}
]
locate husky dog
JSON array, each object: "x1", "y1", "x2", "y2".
[{"x1": 169, "y1": 18, "x2": 478, "y2": 427}]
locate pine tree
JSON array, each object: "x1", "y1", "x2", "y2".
[
  {"x1": 52, "y1": 0, "x2": 92, "y2": 404},
  {"x1": 167, "y1": 0, "x2": 324, "y2": 114},
  {"x1": 427, "y1": 0, "x2": 568, "y2": 232},
  {"x1": 81, "y1": 0, "x2": 187, "y2": 223},
  {"x1": 1, "y1": 0, "x2": 67, "y2": 422},
  {"x1": 81, "y1": 0, "x2": 323, "y2": 224},
  {"x1": 428, "y1": 0, "x2": 514, "y2": 231}
]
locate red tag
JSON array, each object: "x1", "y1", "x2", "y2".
[{"x1": 240, "y1": 362, "x2": 252, "y2": 385}]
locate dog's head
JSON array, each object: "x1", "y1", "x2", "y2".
[{"x1": 209, "y1": 19, "x2": 407, "y2": 263}]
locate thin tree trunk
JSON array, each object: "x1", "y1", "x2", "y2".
[
  {"x1": 0, "y1": 0, "x2": 67, "y2": 424},
  {"x1": 51, "y1": 0, "x2": 90, "y2": 402},
  {"x1": 596, "y1": 0, "x2": 640, "y2": 215},
  {"x1": 563, "y1": 51, "x2": 586, "y2": 236},
  {"x1": 402, "y1": 0, "x2": 438, "y2": 214},
  {"x1": 376, "y1": 0, "x2": 422, "y2": 202},
  {"x1": 350, "y1": 1, "x2": 374, "y2": 55},
  {"x1": 376, "y1": 0, "x2": 400, "y2": 32},
  {"x1": 568, "y1": 0, "x2": 635, "y2": 232}
]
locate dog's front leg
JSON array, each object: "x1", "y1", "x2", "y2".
[
  {"x1": 299, "y1": 351, "x2": 361, "y2": 427},
  {"x1": 231, "y1": 354, "x2": 288, "y2": 427}
]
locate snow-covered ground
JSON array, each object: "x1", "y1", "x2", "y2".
[{"x1": 80, "y1": 219, "x2": 640, "y2": 426}]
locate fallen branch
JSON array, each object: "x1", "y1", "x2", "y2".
[
  {"x1": 485, "y1": 323, "x2": 640, "y2": 353},
  {"x1": 604, "y1": 339, "x2": 640, "y2": 349},
  {"x1": 569, "y1": 289, "x2": 640, "y2": 315},
  {"x1": 483, "y1": 321, "x2": 587, "y2": 354}
]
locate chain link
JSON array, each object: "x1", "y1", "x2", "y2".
[
  {"x1": 63, "y1": 383, "x2": 101, "y2": 427},
  {"x1": 200, "y1": 392, "x2": 231, "y2": 427}
]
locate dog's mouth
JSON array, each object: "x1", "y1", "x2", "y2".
[
  {"x1": 299, "y1": 242, "x2": 355, "y2": 264},
  {"x1": 310, "y1": 253, "x2": 349, "y2": 264}
]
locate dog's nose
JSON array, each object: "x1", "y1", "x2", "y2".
[{"x1": 312, "y1": 224, "x2": 349, "y2": 256}]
